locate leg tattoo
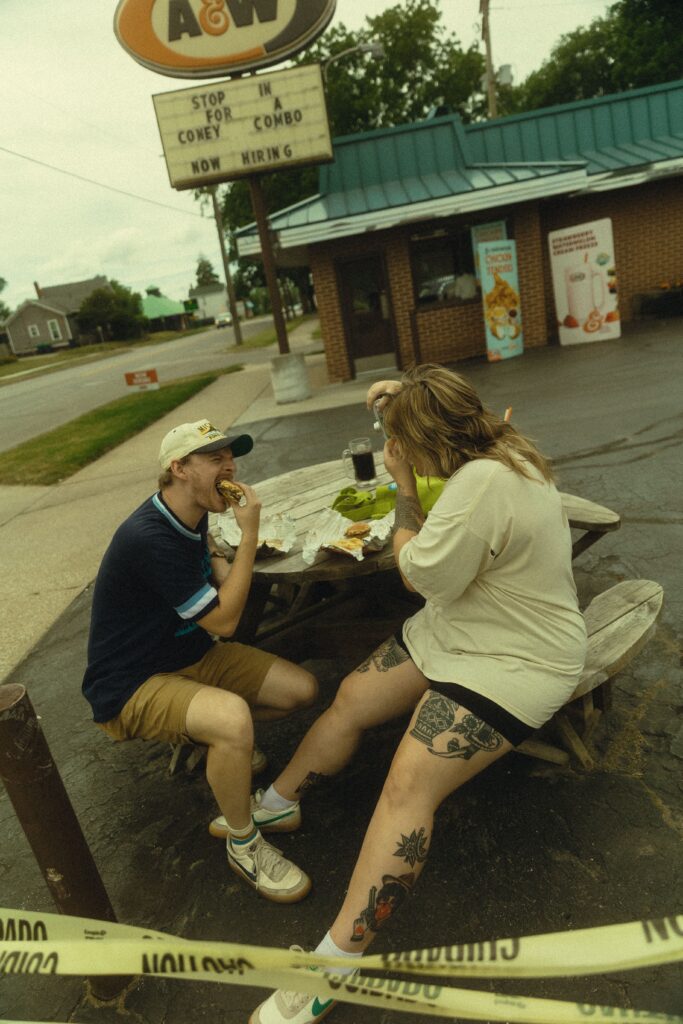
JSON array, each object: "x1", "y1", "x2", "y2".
[
  {"x1": 356, "y1": 636, "x2": 411, "y2": 674},
  {"x1": 394, "y1": 827, "x2": 429, "y2": 867},
  {"x1": 294, "y1": 771, "x2": 327, "y2": 797},
  {"x1": 410, "y1": 691, "x2": 503, "y2": 759},
  {"x1": 350, "y1": 871, "x2": 415, "y2": 943}
]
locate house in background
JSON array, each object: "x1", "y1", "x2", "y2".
[
  {"x1": 188, "y1": 281, "x2": 228, "y2": 321},
  {"x1": 142, "y1": 287, "x2": 188, "y2": 332},
  {"x1": 3, "y1": 275, "x2": 111, "y2": 355}
]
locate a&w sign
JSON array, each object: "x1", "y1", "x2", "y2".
[{"x1": 114, "y1": 0, "x2": 337, "y2": 78}]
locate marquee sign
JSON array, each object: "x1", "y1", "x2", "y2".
[
  {"x1": 153, "y1": 63, "x2": 332, "y2": 188},
  {"x1": 114, "y1": 0, "x2": 337, "y2": 78}
]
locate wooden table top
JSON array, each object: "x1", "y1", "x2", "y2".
[{"x1": 211, "y1": 460, "x2": 621, "y2": 585}]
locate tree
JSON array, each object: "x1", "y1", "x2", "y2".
[
  {"x1": 195, "y1": 255, "x2": 220, "y2": 286},
  {"x1": 514, "y1": 0, "x2": 683, "y2": 112},
  {"x1": 0, "y1": 277, "x2": 10, "y2": 322},
  {"x1": 77, "y1": 280, "x2": 147, "y2": 341}
]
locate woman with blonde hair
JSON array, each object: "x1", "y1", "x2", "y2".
[{"x1": 247, "y1": 364, "x2": 587, "y2": 1024}]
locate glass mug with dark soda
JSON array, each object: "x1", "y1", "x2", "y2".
[{"x1": 342, "y1": 437, "x2": 377, "y2": 486}]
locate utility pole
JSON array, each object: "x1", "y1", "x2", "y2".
[
  {"x1": 248, "y1": 175, "x2": 290, "y2": 356},
  {"x1": 210, "y1": 185, "x2": 243, "y2": 346},
  {"x1": 480, "y1": 0, "x2": 498, "y2": 119}
]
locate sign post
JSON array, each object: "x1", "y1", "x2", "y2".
[{"x1": 115, "y1": 1, "x2": 336, "y2": 402}]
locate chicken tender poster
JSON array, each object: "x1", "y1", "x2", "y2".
[
  {"x1": 478, "y1": 240, "x2": 524, "y2": 362},
  {"x1": 548, "y1": 218, "x2": 621, "y2": 345}
]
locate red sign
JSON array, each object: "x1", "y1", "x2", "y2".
[{"x1": 125, "y1": 369, "x2": 160, "y2": 391}]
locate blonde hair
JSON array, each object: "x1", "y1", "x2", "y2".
[{"x1": 382, "y1": 364, "x2": 555, "y2": 483}]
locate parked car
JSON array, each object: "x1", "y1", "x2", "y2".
[{"x1": 214, "y1": 311, "x2": 232, "y2": 327}]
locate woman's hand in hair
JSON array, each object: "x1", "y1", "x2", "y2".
[
  {"x1": 366, "y1": 379, "x2": 401, "y2": 411},
  {"x1": 383, "y1": 438, "x2": 417, "y2": 493}
]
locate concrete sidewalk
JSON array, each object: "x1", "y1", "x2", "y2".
[{"x1": 0, "y1": 317, "x2": 375, "y2": 684}]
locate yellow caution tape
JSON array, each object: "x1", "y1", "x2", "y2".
[{"x1": 1, "y1": 907, "x2": 681, "y2": 1024}]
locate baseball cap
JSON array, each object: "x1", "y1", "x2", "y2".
[{"x1": 159, "y1": 420, "x2": 253, "y2": 470}]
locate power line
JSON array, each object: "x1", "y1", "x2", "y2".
[{"x1": 0, "y1": 144, "x2": 205, "y2": 219}]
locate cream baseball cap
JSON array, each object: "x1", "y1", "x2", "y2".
[{"x1": 159, "y1": 420, "x2": 253, "y2": 470}]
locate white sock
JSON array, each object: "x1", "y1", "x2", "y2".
[
  {"x1": 315, "y1": 931, "x2": 363, "y2": 975},
  {"x1": 260, "y1": 784, "x2": 296, "y2": 811},
  {"x1": 226, "y1": 822, "x2": 258, "y2": 848}
]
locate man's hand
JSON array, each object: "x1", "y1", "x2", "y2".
[
  {"x1": 366, "y1": 379, "x2": 402, "y2": 411},
  {"x1": 230, "y1": 482, "x2": 261, "y2": 538}
]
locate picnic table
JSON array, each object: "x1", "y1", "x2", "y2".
[
  {"x1": 167, "y1": 459, "x2": 660, "y2": 775},
  {"x1": 212, "y1": 459, "x2": 622, "y2": 644}
]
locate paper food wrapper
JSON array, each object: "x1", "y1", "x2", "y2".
[
  {"x1": 208, "y1": 511, "x2": 296, "y2": 558},
  {"x1": 302, "y1": 508, "x2": 394, "y2": 565}
]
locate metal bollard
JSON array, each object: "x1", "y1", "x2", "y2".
[{"x1": 0, "y1": 683, "x2": 132, "y2": 1001}]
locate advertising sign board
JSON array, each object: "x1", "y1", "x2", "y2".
[
  {"x1": 153, "y1": 63, "x2": 332, "y2": 188},
  {"x1": 478, "y1": 240, "x2": 524, "y2": 362},
  {"x1": 471, "y1": 220, "x2": 507, "y2": 283},
  {"x1": 125, "y1": 369, "x2": 160, "y2": 391},
  {"x1": 114, "y1": 0, "x2": 337, "y2": 79},
  {"x1": 548, "y1": 218, "x2": 621, "y2": 345}
]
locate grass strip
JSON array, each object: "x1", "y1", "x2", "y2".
[{"x1": 0, "y1": 368, "x2": 241, "y2": 486}]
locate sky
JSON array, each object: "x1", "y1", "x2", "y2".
[{"x1": 1, "y1": 0, "x2": 615, "y2": 313}]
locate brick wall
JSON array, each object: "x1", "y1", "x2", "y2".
[
  {"x1": 540, "y1": 178, "x2": 683, "y2": 335},
  {"x1": 309, "y1": 179, "x2": 681, "y2": 382}
]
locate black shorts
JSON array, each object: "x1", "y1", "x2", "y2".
[{"x1": 393, "y1": 631, "x2": 534, "y2": 747}]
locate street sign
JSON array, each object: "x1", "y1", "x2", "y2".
[
  {"x1": 153, "y1": 64, "x2": 332, "y2": 189},
  {"x1": 124, "y1": 369, "x2": 160, "y2": 391},
  {"x1": 114, "y1": 0, "x2": 337, "y2": 79},
  {"x1": 183, "y1": 298, "x2": 199, "y2": 311}
]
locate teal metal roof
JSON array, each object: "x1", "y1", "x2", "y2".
[
  {"x1": 465, "y1": 78, "x2": 683, "y2": 173},
  {"x1": 142, "y1": 294, "x2": 185, "y2": 319},
  {"x1": 236, "y1": 78, "x2": 683, "y2": 249}
]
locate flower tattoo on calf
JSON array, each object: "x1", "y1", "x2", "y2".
[
  {"x1": 410, "y1": 691, "x2": 503, "y2": 759},
  {"x1": 356, "y1": 636, "x2": 411, "y2": 674},
  {"x1": 394, "y1": 827, "x2": 429, "y2": 867}
]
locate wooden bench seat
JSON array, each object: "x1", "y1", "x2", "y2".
[{"x1": 517, "y1": 579, "x2": 664, "y2": 769}]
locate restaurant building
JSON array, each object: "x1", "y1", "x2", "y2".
[{"x1": 236, "y1": 78, "x2": 683, "y2": 382}]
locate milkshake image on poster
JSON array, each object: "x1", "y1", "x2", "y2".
[{"x1": 548, "y1": 218, "x2": 621, "y2": 345}]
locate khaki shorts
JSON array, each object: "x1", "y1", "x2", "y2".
[{"x1": 97, "y1": 642, "x2": 277, "y2": 745}]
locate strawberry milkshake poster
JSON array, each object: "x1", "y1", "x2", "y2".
[{"x1": 548, "y1": 218, "x2": 621, "y2": 345}]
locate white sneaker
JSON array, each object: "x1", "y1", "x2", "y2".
[
  {"x1": 210, "y1": 789, "x2": 302, "y2": 839},
  {"x1": 249, "y1": 949, "x2": 356, "y2": 1024},
  {"x1": 227, "y1": 833, "x2": 311, "y2": 904}
]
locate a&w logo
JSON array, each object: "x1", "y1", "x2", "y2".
[{"x1": 114, "y1": 0, "x2": 336, "y2": 78}]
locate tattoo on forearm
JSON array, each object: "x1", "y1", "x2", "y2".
[
  {"x1": 394, "y1": 827, "x2": 429, "y2": 867},
  {"x1": 294, "y1": 771, "x2": 327, "y2": 796},
  {"x1": 410, "y1": 691, "x2": 504, "y2": 759},
  {"x1": 350, "y1": 871, "x2": 415, "y2": 942},
  {"x1": 394, "y1": 493, "x2": 425, "y2": 534},
  {"x1": 356, "y1": 636, "x2": 410, "y2": 674}
]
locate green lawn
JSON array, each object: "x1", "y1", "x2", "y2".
[{"x1": 0, "y1": 366, "x2": 242, "y2": 486}]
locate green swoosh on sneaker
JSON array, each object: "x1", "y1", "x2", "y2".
[
  {"x1": 255, "y1": 809, "x2": 293, "y2": 824},
  {"x1": 311, "y1": 997, "x2": 333, "y2": 1016}
]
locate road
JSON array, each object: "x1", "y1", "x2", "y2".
[{"x1": 0, "y1": 319, "x2": 288, "y2": 454}]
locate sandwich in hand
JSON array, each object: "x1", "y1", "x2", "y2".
[{"x1": 217, "y1": 478, "x2": 245, "y2": 505}]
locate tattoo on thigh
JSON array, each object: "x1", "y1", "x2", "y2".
[
  {"x1": 294, "y1": 771, "x2": 326, "y2": 797},
  {"x1": 356, "y1": 636, "x2": 411, "y2": 674},
  {"x1": 350, "y1": 871, "x2": 415, "y2": 943},
  {"x1": 410, "y1": 691, "x2": 503, "y2": 759},
  {"x1": 394, "y1": 827, "x2": 429, "y2": 867}
]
